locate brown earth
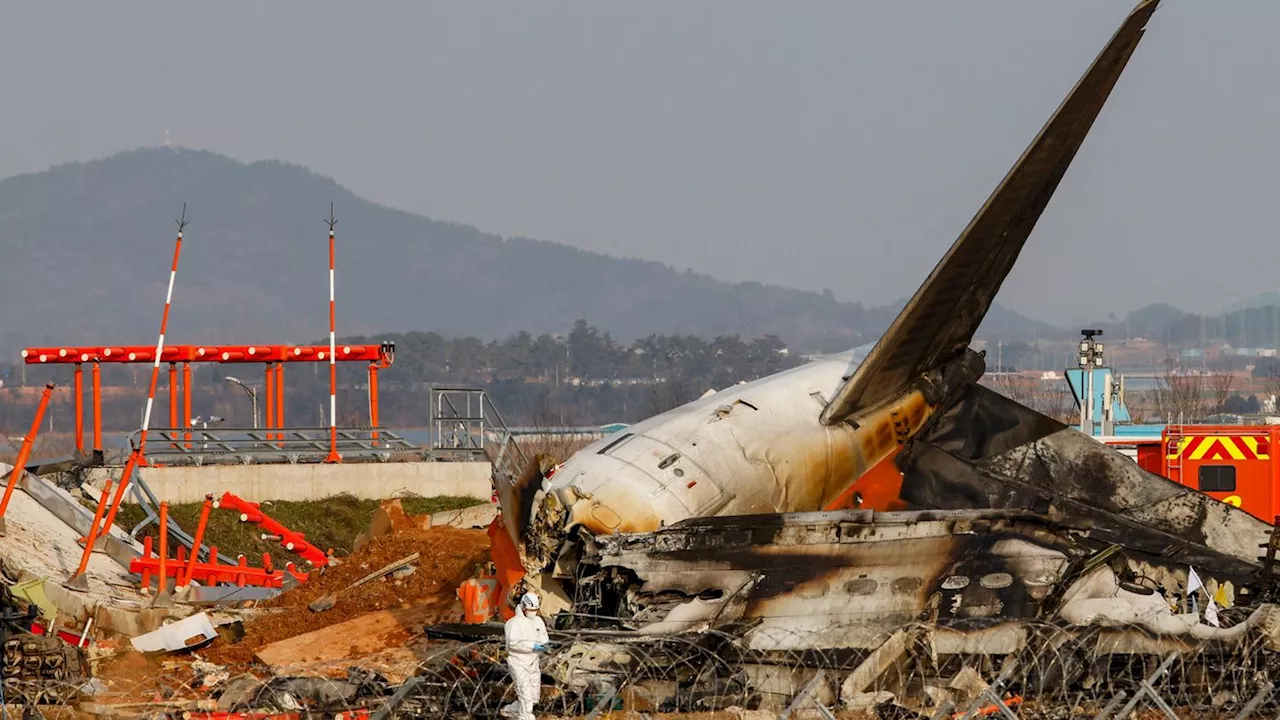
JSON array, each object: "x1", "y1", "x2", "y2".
[{"x1": 202, "y1": 523, "x2": 490, "y2": 666}]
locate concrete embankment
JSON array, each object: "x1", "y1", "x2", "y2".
[{"x1": 88, "y1": 460, "x2": 493, "y2": 504}]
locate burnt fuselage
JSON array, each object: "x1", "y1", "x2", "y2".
[
  {"x1": 573, "y1": 509, "x2": 1261, "y2": 651},
  {"x1": 512, "y1": 349, "x2": 984, "y2": 579}
]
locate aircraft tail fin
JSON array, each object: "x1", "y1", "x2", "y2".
[{"x1": 821, "y1": 0, "x2": 1160, "y2": 427}]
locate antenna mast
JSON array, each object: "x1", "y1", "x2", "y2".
[{"x1": 324, "y1": 203, "x2": 341, "y2": 463}]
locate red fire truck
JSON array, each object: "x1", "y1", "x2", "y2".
[{"x1": 1125, "y1": 425, "x2": 1280, "y2": 523}]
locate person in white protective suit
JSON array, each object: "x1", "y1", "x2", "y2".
[{"x1": 501, "y1": 591, "x2": 550, "y2": 719}]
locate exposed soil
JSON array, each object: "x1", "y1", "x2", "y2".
[
  {"x1": 202, "y1": 523, "x2": 490, "y2": 666},
  {"x1": 91, "y1": 647, "x2": 204, "y2": 704}
]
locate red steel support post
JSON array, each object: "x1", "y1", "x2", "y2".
[
  {"x1": 168, "y1": 362, "x2": 180, "y2": 451},
  {"x1": 65, "y1": 478, "x2": 113, "y2": 592},
  {"x1": 92, "y1": 361, "x2": 102, "y2": 459},
  {"x1": 178, "y1": 494, "x2": 213, "y2": 592},
  {"x1": 168, "y1": 362, "x2": 178, "y2": 430},
  {"x1": 0, "y1": 383, "x2": 56, "y2": 535},
  {"x1": 275, "y1": 363, "x2": 285, "y2": 438},
  {"x1": 74, "y1": 364, "x2": 84, "y2": 455},
  {"x1": 183, "y1": 361, "x2": 192, "y2": 449},
  {"x1": 139, "y1": 537, "x2": 153, "y2": 591},
  {"x1": 215, "y1": 491, "x2": 328, "y2": 567},
  {"x1": 130, "y1": 553, "x2": 305, "y2": 590},
  {"x1": 368, "y1": 363, "x2": 380, "y2": 444},
  {"x1": 154, "y1": 501, "x2": 172, "y2": 606},
  {"x1": 264, "y1": 362, "x2": 275, "y2": 441}
]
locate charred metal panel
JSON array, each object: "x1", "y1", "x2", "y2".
[
  {"x1": 901, "y1": 409, "x2": 1269, "y2": 576},
  {"x1": 585, "y1": 510, "x2": 1110, "y2": 650},
  {"x1": 581, "y1": 506, "x2": 1260, "y2": 652},
  {"x1": 981, "y1": 430, "x2": 1271, "y2": 570},
  {"x1": 907, "y1": 383, "x2": 1065, "y2": 462},
  {"x1": 898, "y1": 387, "x2": 1271, "y2": 577}
]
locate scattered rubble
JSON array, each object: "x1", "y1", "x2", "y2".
[
  {"x1": 353, "y1": 497, "x2": 429, "y2": 551},
  {"x1": 255, "y1": 600, "x2": 455, "y2": 675},
  {"x1": 201, "y1": 518, "x2": 487, "y2": 666},
  {"x1": 428, "y1": 500, "x2": 500, "y2": 530},
  {"x1": 4, "y1": 472, "x2": 1280, "y2": 719},
  {"x1": 130, "y1": 612, "x2": 217, "y2": 653},
  {"x1": 307, "y1": 551, "x2": 421, "y2": 612}
]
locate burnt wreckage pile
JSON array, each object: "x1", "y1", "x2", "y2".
[
  {"x1": 393, "y1": 500, "x2": 1280, "y2": 715},
  {"x1": 386, "y1": 0, "x2": 1280, "y2": 714},
  {"x1": 430, "y1": 392, "x2": 1280, "y2": 716},
  {"x1": 17, "y1": 0, "x2": 1279, "y2": 715}
]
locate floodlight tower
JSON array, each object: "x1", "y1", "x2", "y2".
[{"x1": 1078, "y1": 329, "x2": 1105, "y2": 435}]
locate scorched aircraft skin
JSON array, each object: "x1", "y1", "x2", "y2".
[{"x1": 492, "y1": 0, "x2": 1277, "y2": 637}]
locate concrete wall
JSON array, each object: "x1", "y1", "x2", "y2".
[{"x1": 88, "y1": 461, "x2": 493, "y2": 504}]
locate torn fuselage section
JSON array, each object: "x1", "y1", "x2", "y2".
[
  {"x1": 898, "y1": 382, "x2": 1277, "y2": 575},
  {"x1": 560, "y1": 509, "x2": 1265, "y2": 652},
  {"x1": 512, "y1": 350, "x2": 987, "y2": 603}
]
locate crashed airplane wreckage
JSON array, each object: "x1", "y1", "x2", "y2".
[{"x1": 483, "y1": 0, "x2": 1280, "y2": 678}]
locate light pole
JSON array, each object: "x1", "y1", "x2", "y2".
[
  {"x1": 224, "y1": 377, "x2": 259, "y2": 429},
  {"x1": 191, "y1": 416, "x2": 224, "y2": 451},
  {"x1": 1078, "y1": 329, "x2": 1104, "y2": 436},
  {"x1": 191, "y1": 415, "x2": 225, "y2": 431}
]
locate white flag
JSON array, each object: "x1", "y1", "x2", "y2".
[
  {"x1": 1205, "y1": 597, "x2": 1220, "y2": 627},
  {"x1": 1188, "y1": 567, "x2": 1204, "y2": 595}
]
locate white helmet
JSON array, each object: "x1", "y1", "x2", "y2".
[{"x1": 520, "y1": 592, "x2": 541, "y2": 611}]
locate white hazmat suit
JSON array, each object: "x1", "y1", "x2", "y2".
[{"x1": 502, "y1": 593, "x2": 549, "y2": 720}]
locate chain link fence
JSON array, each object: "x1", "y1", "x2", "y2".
[{"x1": 15, "y1": 615, "x2": 1280, "y2": 719}]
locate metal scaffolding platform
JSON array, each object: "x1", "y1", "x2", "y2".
[
  {"x1": 130, "y1": 426, "x2": 421, "y2": 465},
  {"x1": 428, "y1": 386, "x2": 528, "y2": 483}
]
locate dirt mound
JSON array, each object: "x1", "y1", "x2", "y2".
[{"x1": 204, "y1": 524, "x2": 490, "y2": 666}]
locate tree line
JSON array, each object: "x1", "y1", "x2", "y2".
[{"x1": 0, "y1": 320, "x2": 805, "y2": 435}]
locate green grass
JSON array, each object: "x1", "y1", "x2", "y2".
[{"x1": 110, "y1": 494, "x2": 485, "y2": 563}]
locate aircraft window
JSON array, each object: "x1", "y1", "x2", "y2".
[
  {"x1": 980, "y1": 572, "x2": 1013, "y2": 589},
  {"x1": 891, "y1": 577, "x2": 923, "y2": 594},
  {"x1": 845, "y1": 578, "x2": 877, "y2": 596},
  {"x1": 1198, "y1": 465, "x2": 1236, "y2": 492}
]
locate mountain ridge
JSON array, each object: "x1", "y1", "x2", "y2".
[{"x1": 0, "y1": 146, "x2": 1052, "y2": 354}]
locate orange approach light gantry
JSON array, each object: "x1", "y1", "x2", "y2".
[{"x1": 20, "y1": 342, "x2": 395, "y2": 460}]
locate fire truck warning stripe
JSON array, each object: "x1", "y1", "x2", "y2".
[
  {"x1": 1189, "y1": 436, "x2": 1247, "y2": 461},
  {"x1": 1166, "y1": 435, "x2": 1274, "y2": 461},
  {"x1": 1242, "y1": 436, "x2": 1271, "y2": 460}
]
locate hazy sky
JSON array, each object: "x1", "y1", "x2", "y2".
[{"x1": 3, "y1": 2, "x2": 1277, "y2": 326}]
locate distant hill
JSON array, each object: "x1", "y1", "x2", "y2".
[
  {"x1": 1123, "y1": 303, "x2": 1190, "y2": 341},
  {"x1": 0, "y1": 147, "x2": 1050, "y2": 354}
]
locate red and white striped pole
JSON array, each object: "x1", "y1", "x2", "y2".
[
  {"x1": 136, "y1": 208, "x2": 188, "y2": 464},
  {"x1": 324, "y1": 204, "x2": 341, "y2": 463},
  {"x1": 74, "y1": 207, "x2": 188, "y2": 590}
]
